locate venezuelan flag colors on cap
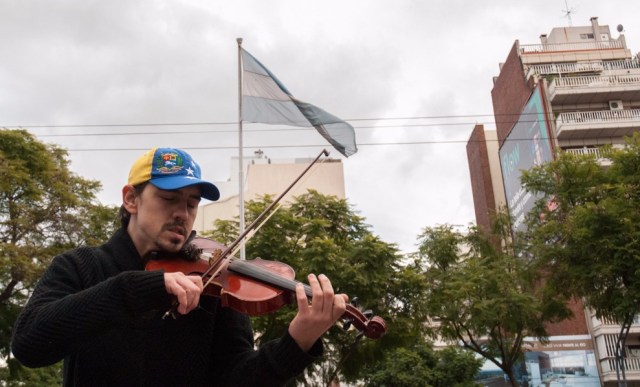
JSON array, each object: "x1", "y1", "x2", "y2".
[{"x1": 128, "y1": 147, "x2": 220, "y2": 201}]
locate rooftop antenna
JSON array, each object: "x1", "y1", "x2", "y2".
[{"x1": 562, "y1": 0, "x2": 575, "y2": 26}]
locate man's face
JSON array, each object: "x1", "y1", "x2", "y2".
[{"x1": 124, "y1": 184, "x2": 201, "y2": 257}]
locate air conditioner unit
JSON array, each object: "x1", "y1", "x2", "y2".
[{"x1": 609, "y1": 100, "x2": 624, "y2": 110}]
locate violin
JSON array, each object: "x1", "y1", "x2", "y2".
[{"x1": 146, "y1": 236, "x2": 387, "y2": 340}]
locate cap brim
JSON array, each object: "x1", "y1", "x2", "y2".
[{"x1": 150, "y1": 176, "x2": 220, "y2": 201}]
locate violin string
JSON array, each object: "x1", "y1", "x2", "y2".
[
  {"x1": 198, "y1": 155, "x2": 328, "y2": 292},
  {"x1": 227, "y1": 259, "x2": 313, "y2": 296},
  {"x1": 199, "y1": 202, "x2": 283, "y2": 290}
]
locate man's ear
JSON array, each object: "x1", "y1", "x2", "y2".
[{"x1": 122, "y1": 185, "x2": 139, "y2": 215}]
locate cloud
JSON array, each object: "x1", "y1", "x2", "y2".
[{"x1": 2, "y1": 0, "x2": 640, "y2": 254}]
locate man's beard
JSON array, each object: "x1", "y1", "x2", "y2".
[{"x1": 162, "y1": 220, "x2": 187, "y2": 249}]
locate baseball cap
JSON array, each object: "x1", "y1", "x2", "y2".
[{"x1": 128, "y1": 147, "x2": 220, "y2": 201}]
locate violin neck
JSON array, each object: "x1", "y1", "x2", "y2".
[
  {"x1": 227, "y1": 258, "x2": 388, "y2": 340},
  {"x1": 228, "y1": 259, "x2": 313, "y2": 298}
]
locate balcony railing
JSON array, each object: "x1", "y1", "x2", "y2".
[
  {"x1": 604, "y1": 58, "x2": 640, "y2": 71},
  {"x1": 564, "y1": 147, "x2": 605, "y2": 158},
  {"x1": 558, "y1": 109, "x2": 640, "y2": 125},
  {"x1": 548, "y1": 74, "x2": 640, "y2": 104},
  {"x1": 601, "y1": 355, "x2": 640, "y2": 375},
  {"x1": 591, "y1": 312, "x2": 640, "y2": 329},
  {"x1": 589, "y1": 313, "x2": 640, "y2": 382},
  {"x1": 520, "y1": 40, "x2": 625, "y2": 54},
  {"x1": 563, "y1": 147, "x2": 615, "y2": 167},
  {"x1": 527, "y1": 59, "x2": 640, "y2": 77},
  {"x1": 552, "y1": 74, "x2": 640, "y2": 89},
  {"x1": 555, "y1": 109, "x2": 640, "y2": 139},
  {"x1": 600, "y1": 334, "x2": 640, "y2": 374}
]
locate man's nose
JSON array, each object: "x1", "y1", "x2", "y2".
[{"x1": 173, "y1": 202, "x2": 190, "y2": 220}]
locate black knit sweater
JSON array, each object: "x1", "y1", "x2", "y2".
[{"x1": 11, "y1": 228, "x2": 320, "y2": 386}]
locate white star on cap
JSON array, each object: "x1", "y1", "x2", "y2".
[{"x1": 186, "y1": 166, "x2": 195, "y2": 176}]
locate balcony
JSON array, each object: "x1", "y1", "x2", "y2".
[
  {"x1": 590, "y1": 314, "x2": 640, "y2": 384},
  {"x1": 590, "y1": 313, "x2": 640, "y2": 335},
  {"x1": 519, "y1": 40, "x2": 631, "y2": 65},
  {"x1": 597, "y1": 333, "x2": 640, "y2": 385},
  {"x1": 548, "y1": 74, "x2": 640, "y2": 105},
  {"x1": 555, "y1": 109, "x2": 640, "y2": 139},
  {"x1": 564, "y1": 147, "x2": 606, "y2": 158},
  {"x1": 521, "y1": 40, "x2": 626, "y2": 54},
  {"x1": 526, "y1": 59, "x2": 640, "y2": 79}
]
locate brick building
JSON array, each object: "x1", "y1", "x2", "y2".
[{"x1": 468, "y1": 17, "x2": 640, "y2": 386}]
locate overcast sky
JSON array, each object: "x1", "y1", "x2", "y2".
[{"x1": 2, "y1": 0, "x2": 639, "y2": 254}]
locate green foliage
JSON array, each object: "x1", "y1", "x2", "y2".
[
  {"x1": 364, "y1": 339, "x2": 483, "y2": 387},
  {"x1": 521, "y1": 133, "x2": 640, "y2": 324},
  {"x1": 417, "y1": 212, "x2": 571, "y2": 386},
  {"x1": 205, "y1": 190, "x2": 433, "y2": 386},
  {"x1": 0, "y1": 357, "x2": 62, "y2": 387},
  {"x1": 0, "y1": 129, "x2": 119, "y2": 384}
]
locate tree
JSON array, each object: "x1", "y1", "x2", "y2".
[
  {"x1": 521, "y1": 134, "x2": 640, "y2": 379},
  {"x1": 204, "y1": 190, "x2": 435, "y2": 386},
  {"x1": 417, "y1": 212, "x2": 571, "y2": 387},
  {"x1": 0, "y1": 129, "x2": 119, "y2": 384},
  {"x1": 364, "y1": 338, "x2": 483, "y2": 387}
]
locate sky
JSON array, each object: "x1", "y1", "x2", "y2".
[{"x1": 2, "y1": 0, "x2": 639, "y2": 254}]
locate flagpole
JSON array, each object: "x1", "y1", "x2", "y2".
[{"x1": 237, "y1": 37, "x2": 246, "y2": 260}]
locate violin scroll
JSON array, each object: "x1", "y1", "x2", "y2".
[{"x1": 341, "y1": 301, "x2": 387, "y2": 339}]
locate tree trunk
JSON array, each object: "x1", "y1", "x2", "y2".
[{"x1": 505, "y1": 368, "x2": 519, "y2": 387}]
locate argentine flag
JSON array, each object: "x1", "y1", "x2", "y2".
[{"x1": 240, "y1": 48, "x2": 357, "y2": 157}]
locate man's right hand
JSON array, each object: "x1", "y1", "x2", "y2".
[{"x1": 164, "y1": 272, "x2": 203, "y2": 314}]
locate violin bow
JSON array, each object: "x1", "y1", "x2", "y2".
[
  {"x1": 167, "y1": 149, "x2": 387, "y2": 341},
  {"x1": 164, "y1": 149, "x2": 330, "y2": 319},
  {"x1": 198, "y1": 148, "x2": 330, "y2": 280}
]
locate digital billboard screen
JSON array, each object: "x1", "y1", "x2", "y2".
[{"x1": 499, "y1": 86, "x2": 554, "y2": 231}]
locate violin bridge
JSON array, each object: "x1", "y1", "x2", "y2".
[{"x1": 208, "y1": 248, "x2": 223, "y2": 265}]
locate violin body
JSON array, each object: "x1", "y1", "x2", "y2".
[
  {"x1": 146, "y1": 255, "x2": 295, "y2": 316},
  {"x1": 146, "y1": 237, "x2": 387, "y2": 339}
]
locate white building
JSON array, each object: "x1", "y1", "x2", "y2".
[{"x1": 194, "y1": 149, "x2": 346, "y2": 233}]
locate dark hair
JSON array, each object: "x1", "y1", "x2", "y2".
[{"x1": 119, "y1": 182, "x2": 148, "y2": 228}]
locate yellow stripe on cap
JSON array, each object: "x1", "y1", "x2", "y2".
[{"x1": 128, "y1": 147, "x2": 158, "y2": 186}]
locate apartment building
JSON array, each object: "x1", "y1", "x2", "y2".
[
  {"x1": 193, "y1": 149, "x2": 345, "y2": 234},
  {"x1": 468, "y1": 17, "x2": 640, "y2": 386}
]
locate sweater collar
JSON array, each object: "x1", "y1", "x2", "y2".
[{"x1": 104, "y1": 228, "x2": 145, "y2": 271}]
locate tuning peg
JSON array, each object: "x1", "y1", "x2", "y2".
[
  {"x1": 363, "y1": 309, "x2": 373, "y2": 319},
  {"x1": 351, "y1": 297, "x2": 359, "y2": 308}
]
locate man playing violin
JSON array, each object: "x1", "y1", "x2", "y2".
[{"x1": 12, "y1": 147, "x2": 349, "y2": 386}]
